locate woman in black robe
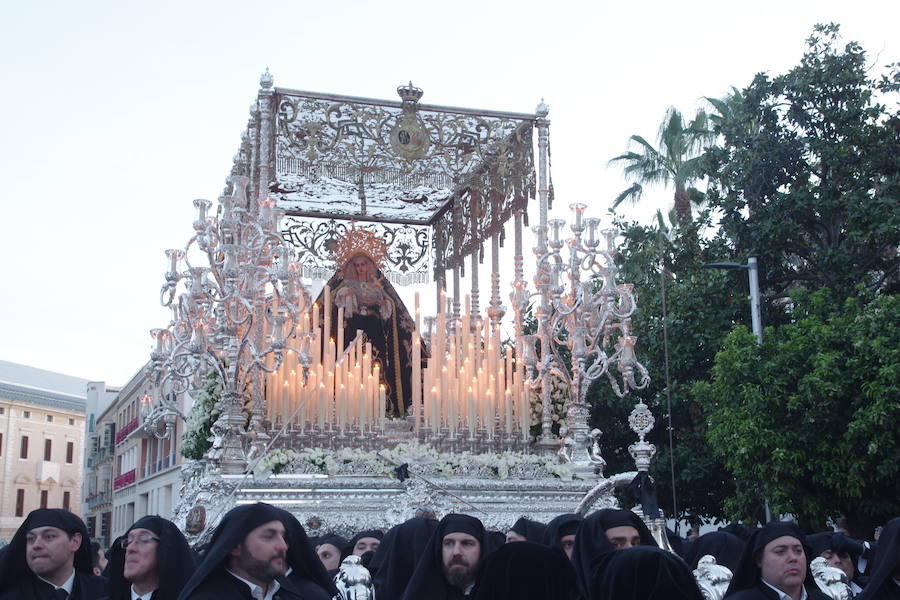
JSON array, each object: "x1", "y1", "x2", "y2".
[
  {"x1": 724, "y1": 521, "x2": 830, "y2": 600},
  {"x1": 319, "y1": 252, "x2": 418, "y2": 416},
  {"x1": 542, "y1": 514, "x2": 584, "y2": 559}
]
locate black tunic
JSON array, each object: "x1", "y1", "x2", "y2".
[{"x1": 0, "y1": 572, "x2": 108, "y2": 600}]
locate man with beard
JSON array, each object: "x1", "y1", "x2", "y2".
[
  {"x1": 0, "y1": 508, "x2": 108, "y2": 600},
  {"x1": 178, "y1": 503, "x2": 300, "y2": 600},
  {"x1": 401, "y1": 514, "x2": 487, "y2": 600}
]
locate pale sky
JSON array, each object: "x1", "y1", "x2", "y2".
[{"x1": 0, "y1": 1, "x2": 896, "y2": 387}]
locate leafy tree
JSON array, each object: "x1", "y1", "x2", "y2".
[
  {"x1": 609, "y1": 107, "x2": 714, "y2": 227},
  {"x1": 693, "y1": 289, "x2": 900, "y2": 537},
  {"x1": 589, "y1": 211, "x2": 745, "y2": 524},
  {"x1": 704, "y1": 23, "x2": 900, "y2": 301}
]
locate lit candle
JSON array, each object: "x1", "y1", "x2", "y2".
[{"x1": 379, "y1": 384, "x2": 387, "y2": 429}]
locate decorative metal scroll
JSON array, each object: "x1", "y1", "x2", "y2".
[
  {"x1": 268, "y1": 84, "x2": 536, "y2": 271},
  {"x1": 280, "y1": 216, "x2": 431, "y2": 285}
]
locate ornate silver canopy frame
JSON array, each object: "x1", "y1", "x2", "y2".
[{"x1": 149, "y1": 72, "x2": 659, "y2": 540}]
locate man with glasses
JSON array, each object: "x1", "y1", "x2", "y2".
[
  {"x1": 0, "y1": 508, "x2": 108, "y2": 600},
  {"x1": 105, "y1": 516, "x2": 196, "y2": 600}
]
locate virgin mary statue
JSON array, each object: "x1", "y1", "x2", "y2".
[{"x1": 318, "y1": 228, "x2": 419, "y2": 416}]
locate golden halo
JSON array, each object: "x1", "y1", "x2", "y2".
[{"x1": 329, "y1": 225, "x2": 388, "y2": 271}]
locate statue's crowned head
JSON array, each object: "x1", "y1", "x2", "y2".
[{"x1": 329, "y1": 225, "x2": 388, "y2": 281}]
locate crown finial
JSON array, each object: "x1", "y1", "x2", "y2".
[
  {"x1": 260, "y1": 68, "x2": 273, "y2": 90},
  {"x1": 397, "y1": 81, "x2": 424, "y2": 104},
  {"x1": 536, "y1": 98, "x2": 549, "y2": 117}
]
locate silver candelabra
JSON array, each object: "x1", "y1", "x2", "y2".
[
  {"x1": 147, "y1": 175, "x2": 311, "y2": 473},
  {"x1": 512, "y1": 202, "x2": 650, "y2": 468}
]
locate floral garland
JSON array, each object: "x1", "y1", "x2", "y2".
[
  {"x1": 252, "y1": 442, "x2": 575, "y2": 480},
  {"x1": 180, "y1": 369, "x2": 223, "y2": 460}
]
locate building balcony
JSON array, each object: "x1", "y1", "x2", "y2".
[
  {"x1": 115, "y1": 419, "x2": 139, "y2": 445},
  {"x1": 113, "y1": 469, "x2": 136, "y2": 490},
  {"x1": 85, "y1": 491, "x2": 111, "y2": 510}
]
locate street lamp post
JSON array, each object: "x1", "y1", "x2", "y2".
[
  {"x1": 701, "y1": 256, "x2": 770, "y2": 522},
  {"x1": 702, "y1": 257, "x2": 762, "y2": 344}
]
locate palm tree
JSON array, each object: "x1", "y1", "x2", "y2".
[{"x1": 609, "y1": 107, "x2": 714, "y2": 227}]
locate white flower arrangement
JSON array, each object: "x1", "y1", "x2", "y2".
[
  {"x1": 529, "y1": 374, "x2": 569, "y2": 431},
  {"x1": 252, "y1": 441, "x2": 575, "y2": 480}
]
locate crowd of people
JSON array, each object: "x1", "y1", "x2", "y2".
[{"x1": 0, "y1": 504, "x2": 897, "y2": 600}]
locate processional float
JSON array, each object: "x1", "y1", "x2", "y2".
[{"x1": 144, "y1": 71, "x2": 659, "y2": 542}]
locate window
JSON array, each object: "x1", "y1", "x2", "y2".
[
  {"x1": 63, "y1": 491, "x2": 71, "y2": 511},
  {"x1": 15, "y1": 489, "x2": 24, "y2": 516},
  {"x1": 66, "y1": 441, "x2": 74, "y2": 464},
  {"x1": 46, "y1": 414, "x2": 53, "y2": 423},
  {"x1": 23, "y1": 410, "x2": 31, "y2": 419},
  {"x1": 0, "y1": 433, "x2": 3, "y2": 456},
  {"x1": 44, "y1": 439, "x2": 52, "y2": 461},
  {"x1": 69, "y1": 417, "x2": 75, "y2": 426},
  {"x1": 0, "y1": 407, "x2": 5, "y2": 414},
  {"x1": 40, "y1": 490, "x2": 48, "y2": 509},
  {"x1": 20, "y1": 435, "x2": 29, "y2": 459}
]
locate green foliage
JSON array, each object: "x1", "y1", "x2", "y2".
[
  {"x1": 694, "y1": 289, "x2": 900, "y2": 531},
  {"x1": 704, "y1": 23, "x2": 900, "y2": 301},
  {"x1": 590, "y1": 211, "x2": 745, "y2": 524},
  {"x1": 180, "y1": 369, "x2": 223, "y2": 460}
]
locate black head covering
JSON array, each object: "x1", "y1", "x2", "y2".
[
  {"x1": 721, "y1": 522, "x2": 756, "y2": 541},
  {"x1": 509, "y1": 517, "x2": 548, "y2": 543},
  {"x1": 0, "y1": 508, "x2": 93, "y2": 591},
  {"x1": 572, "y1": 509, "x2": 657, "y2": 600},
  {"x1": 724, "y1": 521, "x2": 817, "y2": 598},
  {"x1": 857, "y1": 517, "x2": 900, "y2": 600},
  {"x1": 106, "y1": 515, "x2": 197, "y2": 600},
  {"x1": 591, "y1": 546, "x2": 705, "y2": 600},
  {"x1": 472, "y1": 541, "x2": 577, "y2": 600},
  {"x1": 366, "y1": 523, "x2": 399, "y2": 578},
  {"x1": 684, "y1": 530, "x2": 745, "y2": 571},
  {"x1": 401, "y1": 514, "x2": 487, "y2": 600},
  {"x1": 274, "y1": 508, "x2": 337, "y2": 600},
  {"x1": 341, "y1": 529, "x2": 384, "y2": 560},
  {"x1": 542, "y1": 514, "x2": 584, "y2": 551},
  {"x1": 371, "y1": 517, "x2": 439, "y2": 600},
  {"x1": 177, "y1": 503, "x2": 289, "y2": 600},
  {"x1": 315, "y1": 534, "x2": 347, "y2": 553},
  {"x1": 486, "y1": 531, "x2": 506, "y2": 555}
]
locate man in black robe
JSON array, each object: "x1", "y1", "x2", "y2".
[
  {"x1": 684, "y1": 530, "x2": 745, "y2": 572},
  {"x1": 178, "y1": 503, "x2": 328, "y2": 600},
  {"x1": 590, "y1": 546, "x2": 704, "y2": 600},
  {"x1": 104, "y1": 515, "x2": 196, "y2": 600},
  {"x1": 473, "y1": 541, "x2": 576, "y2": 600},
  {"x1": 274, "y1": 508, "x2": 336, "y2": 600},
  {"x1": 857, "y1": 517, "x2": 900, "y2": 600},
  {"x1": 401, "y1": 514, "x2": 487, "y2": 600},
  {"x1": 571, "y1": 508, "x2": 657, "y2": 600},
  {"x1": 542, "y1": 514, "x2": 583, "y2": 560},
  {"x1": 505, "y1": 517, "x2": 547, "y2": 543},
  {"x1": 0, "y1": 508, "x2": 108, "y2": 600},
  {"x1": 724, "y1": 521, "x2": 830, "y2": 600}
]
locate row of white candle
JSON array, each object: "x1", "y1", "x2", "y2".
[
  {"x1": 261, "y1": 287, "x2": 532, "y2": 440},
  {"x1": 263, "y1": 285, "x2": 387, "y2": 430},
  {"x1": 418, "y1": 292, "x2": 530, "y2": 439}
]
